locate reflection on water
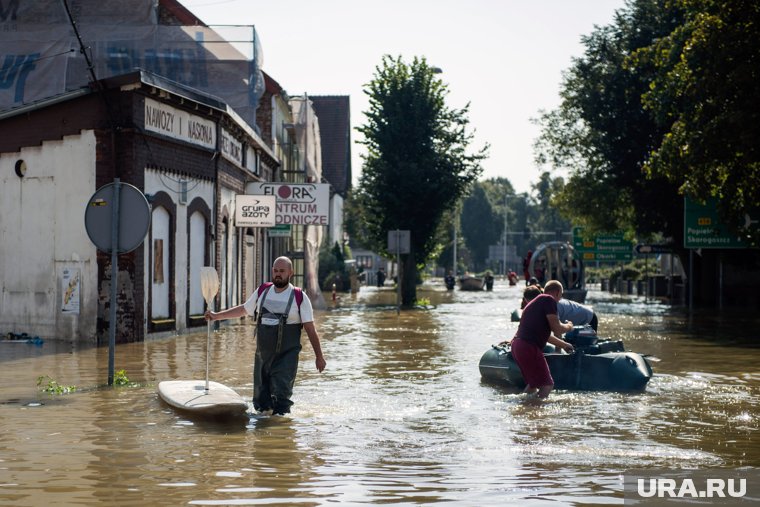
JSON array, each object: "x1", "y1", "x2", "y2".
[{"x1": 1, "y1": 281, "x2": 758, "y2": 506}]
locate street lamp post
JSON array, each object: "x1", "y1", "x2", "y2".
[{"x1": 503, "y1": 194, "x2": 508, "y2": 277}]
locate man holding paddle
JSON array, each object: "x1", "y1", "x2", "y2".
[{"x1": 205, "y1": 256, "x2": 326, "y2": 415}]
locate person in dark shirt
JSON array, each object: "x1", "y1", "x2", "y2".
[{"x1": 510, "y1": 280, "x2": 575, "y2": 398}]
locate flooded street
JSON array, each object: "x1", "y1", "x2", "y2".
[{"x1": 2, "y1": 281, "x2": 759, "y2": 506}]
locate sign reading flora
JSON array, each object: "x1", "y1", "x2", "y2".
[{"x1": 246, "y1": 183, "x2": 329, "y2": 226}]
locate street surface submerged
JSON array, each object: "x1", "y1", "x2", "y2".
[{"x1": 1, "y1": 282, "x2": 758, "y2": 506}]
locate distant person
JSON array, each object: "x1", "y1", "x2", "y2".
[
  {"x1": 522, "y1": 250, "x2": 533, "y2": 285},
  {"x1": 376, "y1": 267, "x2": 386, "y2": 287},
  {"x1": 205, "y1": 256, "x2": 326, "y2": 415},
  {"x1": 509, "y1": 279, "x2": 574, "y2": 399},
  {"x1": 444, "y1": 270, "x2": 456, "y2": 291},
  {"x1": 543, "y1": 283, "x2": 598, "y2": 331},
  {"x1": 485, "y1": 271, "x2": 495, "y2": 291},
  {"x1": 534, "y1": 259, "x2": 546, "y2": 284},
  {"x1": 508, "y1": 270, "x2": 518, "y2": 286}
]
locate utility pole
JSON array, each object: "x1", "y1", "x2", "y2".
[
  {"x1": 452, "y1": 226, "x2": 457, "y2": 276},
  {"x1": 503, "y1": 194, "x2": 508, "y2": 277}
]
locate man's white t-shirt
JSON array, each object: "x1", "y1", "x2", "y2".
[{"x1": 243, "y1": 284, "x2": 314, "y2": 324}]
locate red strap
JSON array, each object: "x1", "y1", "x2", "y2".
[
  {"x1": 294, "y1": 287, "x2": 303, "y2": 309},
  {"x1": 257, "y1": 282, "x2": 274, "y2": 297},
  {"x1": 257, "y1": 282, "x2": 302, "y2": 310}
]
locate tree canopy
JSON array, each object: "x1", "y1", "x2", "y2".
[
  {"x1": 534, "y1": 0, "x2": 760, "y2": 245},
  {"x1": 354, "y1": 55, "x2": 487, "y2": 305}
]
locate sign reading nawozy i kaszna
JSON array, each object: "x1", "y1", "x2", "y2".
[{"x1": 246, "y1": 183, "x2": 330, "y2": 225}]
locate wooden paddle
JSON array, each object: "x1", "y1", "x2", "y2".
[{"x1": 200, "y1": 266, "x2": 220, "y2": 392}]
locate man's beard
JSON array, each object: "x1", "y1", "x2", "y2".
[{"x1": 273, "y1": 276, "x2": 289, "y2": 288}]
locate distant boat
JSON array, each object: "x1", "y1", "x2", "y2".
[{"x1": 459, "y1": 275, "x2": 485, "y2": 291}]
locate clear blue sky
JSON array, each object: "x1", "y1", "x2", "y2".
[{"x1": 180, "y1": 0, "x2": 626, "y2": 194}]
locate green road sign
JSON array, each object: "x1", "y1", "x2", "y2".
[
  {"x1": 572, "y1": 227, "x2": 633, "y2": 261},
  {"x1": 580, "y1": 251, "x2": 633, "y2": 262},
  {"x1": 268, "y1": 224, "x2": 291, "y2": 237},
  {"x1": 683, "y1": 196, "x2": 758, "y2": 249}
]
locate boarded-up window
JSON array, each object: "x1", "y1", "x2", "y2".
[{"x1": 154, "y1": 239, "x2": 164, "y2": 283}]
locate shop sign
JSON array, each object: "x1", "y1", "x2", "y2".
[{"x1": 246, "y1": 183, "x2": 329, "y2": 225}]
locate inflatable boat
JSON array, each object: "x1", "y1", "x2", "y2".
[{"x1": 479, "y1": 327, "x2": 653, "y2": 392}]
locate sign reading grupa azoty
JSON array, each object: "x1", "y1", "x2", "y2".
[
  {"x1": 246, "y1": 183, "x2": 330, "y2": 226},
  {"x1": 235, "y1": 195, "x2": 276, "y2": 227}
]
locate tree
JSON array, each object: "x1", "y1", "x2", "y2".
[
  {"x1": 460, "y1": 183, "x2": 499, "y2": 270},
  {"x1": 533, "y1": 0, "x2": 685, "y2": 242},
  {"x1": 355, "y1": 55, "x2": 487, "y2": 306},
  {"x1": 530, "y1": 172, "x2": 572, "y2": 241},
  {"x1": 633, "y1": 0, "x2": 760, "y2": 244}
]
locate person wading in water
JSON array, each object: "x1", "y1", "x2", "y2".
[{"x1": 205, "y1": 256, "x2": 326, "y2": 415}]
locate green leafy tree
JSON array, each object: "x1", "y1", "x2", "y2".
[
  {"x1": 460, "y1": 183, "x2": 499, "y2": 270},
  {"x1": 479, "y1": 178, "x2": 532, "y2": 269},
  {"x1": 633, "y1": 0, "x2": 760, "y2": 244},
  {"x1": 533, "y1": 0, "x2": 685, "y2": 242},
  {"x1": 355, "y1": 55, "x2": 487, "y2": 306},
  {"x1": 530, "y1": 172, "x2": 572, "y2": 240}
]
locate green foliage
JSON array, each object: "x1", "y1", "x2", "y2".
[
  {"x1": 37, "y1": 376, "x2": 77, "y2": 395},
  {"x1": 460, "y1": 184, "x2": 499, "y2": 270},
  {"x1": 586, "y1": 257, "x2": 661, "y2": 284},
  {"x1": 113, "y1": 369, "x2": 131, "y2": 386},
  {"x1": 355, "y1": 55, "x2": 488, "y2": 305},
  {"x1": 530, "y1": 172, "x2": 572, "y2": 239},
  {"x1": 633, "y1": 0, "x2": 760, "y2": 244},
  {"x1": 533, "y1": 0, "x2": 686, "y2": 242},
  {"x1": 416, "y1": 297, "x2": 431, "y2": 306},
  {"x1": 535, "y1": 0, "x2": 760, "y2": 246}
]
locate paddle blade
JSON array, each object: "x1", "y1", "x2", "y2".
[{"x1": 200, "y1": 266, "x2": 219, "y2": 304}]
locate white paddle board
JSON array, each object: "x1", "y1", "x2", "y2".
[{"x1": 158, "y1": 380, "x2": 248, "y2": 417}]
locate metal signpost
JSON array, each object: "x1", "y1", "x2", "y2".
[
  {"x1": 388, "y1": 230, "x2": 410, "y2": 314},
  {"x1": 85, "y1": 179, "x2": 150, "y2": 385}
]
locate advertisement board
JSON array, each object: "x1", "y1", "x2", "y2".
[
  {"x1": 235, "y1": 195, "x2": 276, "y2": 227},
  {"x1": 246, "y1": 183, "x2": 329, "y2": 226}
]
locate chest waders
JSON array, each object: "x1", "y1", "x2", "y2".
[{"x1": 253, "y1": 287, "x2": 303, "y2": 414}]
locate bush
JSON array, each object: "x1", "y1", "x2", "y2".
[{"x1": 587, "y1": 258, "x2": 660, "y2": 284}]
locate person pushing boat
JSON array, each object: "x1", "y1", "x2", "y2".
[{"x1": 510, "y1": 280, "x2": 574, "y2": 398}]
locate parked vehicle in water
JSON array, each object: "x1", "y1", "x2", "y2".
[{"x1": 479, "y1": 326, "x2": 653, "y2": 392}]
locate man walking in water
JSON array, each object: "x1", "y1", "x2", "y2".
[{"x1": 205, "y1": 256, "x2": 326, "y2": 415}]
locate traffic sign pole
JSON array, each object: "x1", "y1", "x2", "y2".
[
  {"x1": 108, "y1": 179, "x2": 121, "y2": 386},
  {"x1": 85, "y1": 180, "x2": 150, "y2": 386}
]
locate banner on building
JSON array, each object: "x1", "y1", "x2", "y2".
[{"x1": 246, "y1": 183, "x2": 329, "y2": 226}]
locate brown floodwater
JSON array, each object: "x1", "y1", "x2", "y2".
[{"x1": 1, "y1": 281, "x2": 758, "y2": 506}]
